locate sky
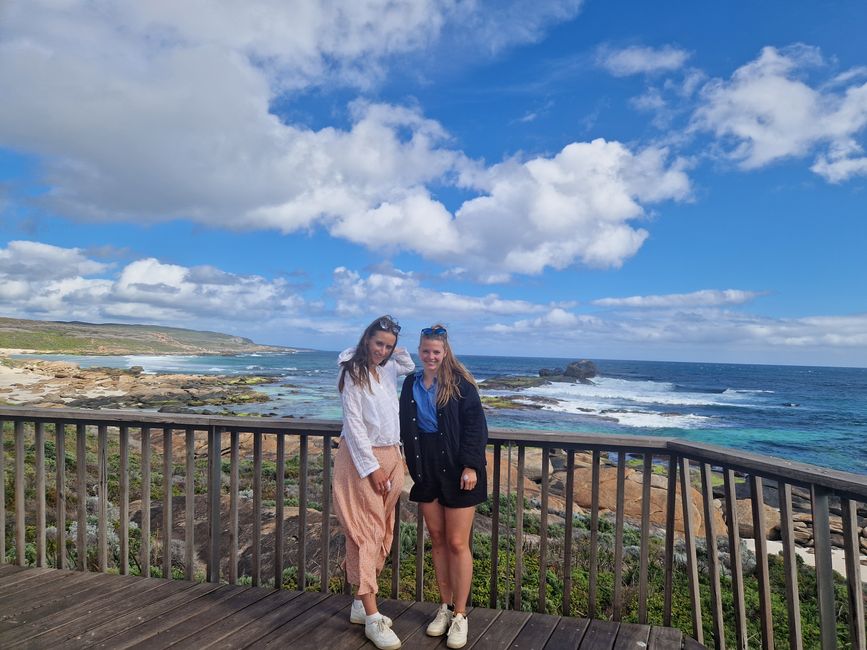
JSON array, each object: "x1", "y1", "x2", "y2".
[{"x1": 1, "y1": 1, "x2": 866, "y2": 366}]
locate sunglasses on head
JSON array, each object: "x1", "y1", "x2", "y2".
[
  {"x1": 421, "y1": 327, "x2": 447, "y2": 336},
  {"x1": 376, "y1": 318, "x2": 401, "y2": 334}
]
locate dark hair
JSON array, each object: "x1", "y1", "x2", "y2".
[
  {"x1": 338, "y1": 315, "x2": 401, "y2": 393},
  {"x1": 418, "y1": 323, "x2": 477, "y2": 406}
]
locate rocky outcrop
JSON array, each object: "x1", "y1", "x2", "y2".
[{"x1": 564, "y1": 359, "x2": 598, "y2": 383}]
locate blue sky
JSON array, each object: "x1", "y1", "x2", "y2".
[{"x1": 1, "y1": 1, "x2": 866, "y2": 366}]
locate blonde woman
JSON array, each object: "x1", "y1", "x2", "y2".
[
  {"x1": 399, "y1": 325, "x2": 488, "y2": 649},
  {"x1": 333, "y1": 315, "x2": 414, "y2": 650}
]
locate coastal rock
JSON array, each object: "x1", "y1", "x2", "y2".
[
  {"x1": 539, "y1": 368, "x2": 564, "y2": 377},
  {"x1": 564, "y1": 360, "x2": 598, "y2": 382},
  {"x1": 731, "y1": 499, "x2": 781, "y2": 539}
]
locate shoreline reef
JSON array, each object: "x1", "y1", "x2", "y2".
[{"x1": 2, "y1": 349, "x2": 865, "y2": 582}]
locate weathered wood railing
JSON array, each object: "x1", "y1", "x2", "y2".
[{"x1": 1, "y1": 406, "x2": 865, "y2": 649}]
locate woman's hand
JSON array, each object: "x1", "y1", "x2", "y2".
[
  {"x1": 460, "y1": 467, "x2": 477, "y2": 491},
  {"x1": 367, "y1": 467, "x2": 390, "y2": 495}
]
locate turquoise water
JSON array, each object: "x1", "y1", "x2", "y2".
[{"x1": 16, "y1": 351, "x2": 867, "y2": 475}]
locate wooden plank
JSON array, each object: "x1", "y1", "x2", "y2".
[
  {"x1": 0, "y1": 575, "x2": 197, "y2": 646},
  {"x1": 751, "y1": 475, "x2": 774, "y2": 649},
  {"x1": 76, "y1": 422, "x2": 87, "y2": 571},
  {"x1": 162, "y1": 425, "x2": 173, "y2": 580},
  {"x1": 122, "y1": 583, "x2": 275, "y2": 648},
  {"x1": 0, "y1": 568, "x2": 95, "y2": 602},
  {"x1": 184, "y1": 426, "x2": 195, "y2": 581},
  {"x1": 98, "y1": 424, "x2": 108, "y2": 573},
  {"x1": 55, "y1": 420, "x2": 67, "y2": 570},
  {"x1": 119, "y1": 424, "x2": 129, "y2": 576},
  {"x1": 700, "y1": 463, "x2": 725, "y2": 649},
  {"x1": 514, "y1": 445, "x2": 525, "y2": 610},
  {"x1": 141, "y1": 425, "x2": 151, "y2": 577},
  {"x1": 275, "y1": 432, "x2": 285, "y2": 587},
  {"x1": 320, "y1": 434, "x2": 332, "y2": 593},
  {"x1": 508, "y1": 611, "x2": 560, "y2": 650},
  {"x1": 613, "y1": 622, "x2": 651, "y2": 649},
  {"x1": 562, "y1": 450, "x2": 575, "y2": 616},
  {"x1": 376, "y1": 600, "x2": 440, "y2": 648},
  {"x1": 252, "y1": 430, "x2": 262, "y2": 586},
  {"x1": 811, "y1": 485, "x2": 836, "y2": 650},
  {"x1": 1, "y1": 572, "x2": 133, "y2": 624},
  {"x1": 637, "y1": 454, "x2": 651, "y2": 624},
  {"x1": 578, "y1": 619, "x2": 620, "y2": 649},
  {"x1": 647, "y1": 626, "x2": 683, "y2": 649},
  {"x1": 208, "y1": 590, "x2": 330, "y2": 649},
  {"x1": 470, "y1": 608, "x2": 532, "y2": 647},
  {"x1": 0, "y1": 565, "x2": 60, "y2": 595},
  {"x1": 229, "y1": 429, "x2": 239, "y2": 584},
  {"x1": 683, "y1": 636, "x2": 708, "y2": 650},
  {"x1": 841, "y1": 497, "x2": 866, "y2": 650},
  {"x1": 544, "y1": 615, "x2": 589, "y2": 648},
  {"x1": 35, "y1": 421, "x2": 46, "y2": 567},
  {"x1": 588, "y1": 449, "x2": 601, "y2": 619},
  {"x1": 723, "y1": 468, "x2": 747, "y2": 649},
  {"x1": 490, "y1": 441, "x2": 501, "y2": 608},
  {"x1": 613, "y1": 453, "x2": 626, "y2": 620},
  {"x1": 779, "y1": 482, "x2": 803, "y2": 650},
  {"x1": 538, "y1": 446, "x2": 550, "y2": 613},
  {"x1": 259, "y1": 592, "x2": 353, "y2": 647},
  {"x1": 680, "y1": 458, "x2": 702, "y2": 644},
  {"x1": 169, "y1": 588, "x2": 305, "y2": 648}
]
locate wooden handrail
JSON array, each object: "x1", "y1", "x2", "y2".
[{"x1": 0, "y1": 406, "x2": 865, "y2": 649}]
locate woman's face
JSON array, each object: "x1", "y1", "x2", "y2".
[
  {"x1": 366, "y1": 330, "x2": 396, "y2": 367},
  {"x1": 419, "y1": 338, "x2": 446, "y2": 375}
]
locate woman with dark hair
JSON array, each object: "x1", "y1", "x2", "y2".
[
  {"x1": 333, "y1": 315, "x2": 414, "y2": 650},
  {"x1": 399, "y1": 325, "x2": 488, "y2": 649}
]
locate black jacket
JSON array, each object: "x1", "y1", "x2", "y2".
[{"x1": 399, "y1": 373, "x2": 488, "y2": 484}]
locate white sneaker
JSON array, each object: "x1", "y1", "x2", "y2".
[
  {"x1": 446, "y1": 613, "x2": 468, "y2": 649},
  {"x1": 365, "y1": 616, "x2": 402, "y2": 650},
  {"x1": 350, "y1": 599, "x2": 392, "y2": 626},
  {"x1": 426, "y1": 603, "x2": 453, "y2": 637}
]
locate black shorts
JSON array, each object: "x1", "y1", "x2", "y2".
[{"x1": 409, "y1": 433, "x2": 487, "y2": 509}]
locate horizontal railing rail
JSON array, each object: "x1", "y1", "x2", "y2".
[{"x1": 0, "y1": 406, "x2": 865, "y2": 649}]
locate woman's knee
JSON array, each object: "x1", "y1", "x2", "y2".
[
  {"x1": 446, "y1": 534, "x2": 470, "y2": 555},
  {"x1": 427, "y1": 526, "x2": 447, "y2": 547}
]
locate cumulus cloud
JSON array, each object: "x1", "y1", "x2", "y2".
[
  {"x1": 597, "y1": 45, "x2": 691, "y2": 77},
  {"x1": 330, "y1": 266, "x2": 549, "y2": 319},
  {"x1": 593, "y1": 289, "x2": 763, "y2": 309},
  {"x1": 0, "y1": 240, "x2": 302, "y2": 325},
  {"x1": 692, "y1": 45, "x2": 867, "y2": 181},
  {"x1": 0, "y1": 0, "x2": 687, "y2": 278}
]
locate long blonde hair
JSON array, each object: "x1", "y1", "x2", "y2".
[{"x1": 420, "y1": 324, "x2": 477, "y2": 406}]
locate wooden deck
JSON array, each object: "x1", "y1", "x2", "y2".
[{"x1": 0, "y1": 566, "x2": 703, "y2": 649}]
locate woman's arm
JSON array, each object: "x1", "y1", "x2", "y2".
[
  {"x1": 457, "y1": 383, "x2": 488, "y2": 472},
  {"x1": 390, "y1": 347, "x2": 415, "y2": 376},
  {"x1": 340, "y1": 381, "x2": 380, "y2": 478}
]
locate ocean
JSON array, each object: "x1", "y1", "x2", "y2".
[{"x1": 16, "y1": 351, "x2": 867, "y2": 475}]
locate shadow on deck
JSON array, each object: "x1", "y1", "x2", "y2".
[{"x1": 0, "y1": 566, "x2": 703, "y2": 649}]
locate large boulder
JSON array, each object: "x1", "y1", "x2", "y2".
[
  {"x1": 539, "y1": 368, "x2": 565, "y2": 377},
  {"x1": 564, "y1": 360, "x2": 598, "y2": 383}
]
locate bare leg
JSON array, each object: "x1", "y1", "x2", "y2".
[
  {"x1": 359, "y1": 591, "x2": 379, "y2": 616},
  {"x1": 421, "y1": 500, "x2": 452, "y2": 605},
  {"x1": 444, "y1": 505, "x2": 476, "y2": 614}
]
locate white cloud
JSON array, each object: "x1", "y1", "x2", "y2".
[
  {"x1": 593, "y1": 289, "x2": 763, "y2": 309},
  {"x1": 0, "y1": 241, "x2": 302, "y2": 325},
  {"x1": 597, "y1": 45, "x2": 690, "y2": 77},
  {"x1": 330, "y1": 266, "x2": 550, "y2": 319},
  {"x1": 0, "y1": 1, "x2": 688, "y2": 278},
  {"x1": 692, "y1": 45, "x2": 867, "y2": 181}
]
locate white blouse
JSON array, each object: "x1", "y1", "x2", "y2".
[{"x1": 338, "y1": 347, "x2": 415, "y2": 478}]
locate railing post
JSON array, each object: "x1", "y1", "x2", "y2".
[
  {"x1": 751, "y1": 475, "x2": 774, "y2": 650},
  {"x1": 76, "y1": 422, "x2": 87, "y2": 571},
  {"x1": 207, "y1": 425, "x2": 222, "y2": 583},
  {"x1": 538, "y1": 445, "x2": 549, "y2": 613},
  {"x1": 811, "y1": 485, "x2": 836, "y2": 650},
  {"x1": 321, "y1": 434, "x2": 332, "y2": 594},
  {"x1": 229, "y1": 429, "x2": 239, "y2": 585},
  {"x1": 637, "y1": 453, "x2": 652, "y2": 624},
  {"x1": 562, "y1": 449, "x2": 575, "y2": 616},
  {"x1": 252, "y1": 430, "x2": 262, "y2": 586},
  {"x1": 0, "y1": 419, "x2": 5, "y2": 565},
  {"x1": 15, "y1": 420, "x2": 26, "y2": 566},
  {"x1": 514, "y1": 445, "x2": 525, "y2": 610},
  {"x1": 663, "y1": 454, "x2": 678, "y2": 626},
  {"x1": 97, "y1": 424, "x2": 108, "y2": 573},
  {"x1": 841, "y1": 497, "x2": 866, "y2": 650},
  {"x1": 35, "y1": 421, "x2": 46, "y2": 568},
  {"x1": 490, "y1": 442, "x2": 501, "y2": 609},
  {"x1": 298, "y1": 434, "x2": 308, "y2": 591},
  {"x1": 588, "y1": 449, "x2": 601, "y2": 619},
  {"x1": 680, "y1": 457, "x2": 702, "y2": 645},
  {"x1": 184, "y1": 427, "x2": 194, "y2": 581},
  {"x1": 162, "y1": 426, "x2": 173, "y2": 580},
  {"x1": 779, "y1": 482, "x2": 803, "y2": 650},
  {"x1": 55, "y1": 421, "x2": 66, "y2": 570},
  {"x1": 700, "y1": 463, "x2": 724, "y2": 649},
  {"x1": 119, "y1": 424, "x2": 129, "y2": 576},
  {"x1": 612, "y1": 452, "x2": 625, "y2": 620},
  {"x1": 275, "y1": 432, "x2": 285, "y2": 588},
  {"x1": 724, "y1": 469, "x2": 747, "y2": 649},
  {"x1": 141, "y1": 425, "x2": 151, "y2": 577}
]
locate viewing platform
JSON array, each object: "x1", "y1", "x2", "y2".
[{"x1": 1, "y1": 406, "x2": 865, "y2": 649}]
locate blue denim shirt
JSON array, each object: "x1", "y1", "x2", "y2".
[{"x1": 412, "y1": 370, "x2": 438, "y2": 433}]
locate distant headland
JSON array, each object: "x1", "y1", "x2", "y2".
[{"x1": 0, "y1": 317, "x2": 298, "y2": 356}]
